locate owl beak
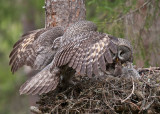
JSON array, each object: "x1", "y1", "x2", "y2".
[
  {"x1": 116, "y1": 58, "x2": 119, "y2": 62},
  {"x1": 115, "y1": 58, "x2": 119, "y2": 63},
  {"x1": 116, "y1": 57, "x2": 127, "y2": 66},
  {"x1": 115, "y1": 57, "x2": 121, "y2": 65}
]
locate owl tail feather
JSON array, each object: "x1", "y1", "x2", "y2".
[{"x1": 19, "y1": 65, "x2": 60, "y2": 95}]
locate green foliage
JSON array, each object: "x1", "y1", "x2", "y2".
[
  {"x1": 0, "y1": 0, "x2": 44, "y2": 113},
  {"x1": 86, "y1": 0, "x2": 137, "y2": 34}
]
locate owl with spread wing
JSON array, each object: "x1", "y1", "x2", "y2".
[{"x1": 9, "y1": 21, "x2": 133, "y2": 95}]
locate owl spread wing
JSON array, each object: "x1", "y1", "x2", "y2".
[
  {"x1": 15, "y1": 20, "x2": 134, "y2": 95},
  {"x1": 52, "y1": 31, "x2": 118, "y2": 77},
  {"x1": 9, "y1": 28, "x2": 46, "y2": 73},
  {"x1": 19, "y1": 64, "x2": 60, "y2": 95},
  {"x1": 9, "y1": 27, "x2": 64, "y2": 73}
]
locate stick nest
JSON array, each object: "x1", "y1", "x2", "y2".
[{"x1": 36, "y1": 68, "x2": 160, "y2": 114}]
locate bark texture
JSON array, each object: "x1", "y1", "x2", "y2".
[
  {"x1": 124, "y1": 0, "x2": 160, "y2": 67},
  {"x1": 45, "y1": 0, "x2": 86, "y2": 29}
]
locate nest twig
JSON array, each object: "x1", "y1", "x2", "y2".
[{"x1": 31, "y1": 67, "x2": 160, "y2": 114}]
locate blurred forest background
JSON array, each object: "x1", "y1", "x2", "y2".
[{"x1": 0, "y1": 0, "x2": 159, "y2": 113}]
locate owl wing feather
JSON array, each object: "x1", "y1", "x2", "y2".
[
  {"x1": 52, "y1": 31, "x2": 118, "y2": 77},
  {"x1": 9, "y1": 28, "x2": 47, "y2": 73},
  {"x1": 19, "y1": 64, "x2": 60, "y2": 95},
  {"x1": 9, "y1": 27, "x2": 64, "y2": 73}
]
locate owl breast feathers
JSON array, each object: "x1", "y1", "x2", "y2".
[{"x1": 9, "y1": 20, "x2": 133, "y2": 95}]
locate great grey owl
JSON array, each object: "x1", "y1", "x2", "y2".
[{"x1": 9, "y1": 20, "x2": 133, "y2": 95}]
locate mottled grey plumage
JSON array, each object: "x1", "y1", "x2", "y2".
[
  {"x1": 9, "y1": 20, "x2": 133, "y2": 95},
  {"x1": 62, "y1": 21, "x2": 97, "y2": 45},
  {"x1": 52, "y1": 31, "x2": 118, "y2": 77},
  {"x1": 117, "y1": 38, "x2": 133, "y2": 62},
  {"x1": 19, "y1": 65, "x2": 60, "y2": 95},
  {"x1": 9, "y1": 27, "x2": 64, "y2": 73},
  {"x1": 121, "y1": 62, "x2": 140, "y2": 78}
]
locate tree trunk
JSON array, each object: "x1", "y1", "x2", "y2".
[
  {"x1": 124, "y1": 0, "x2": 160, "y2": 67},
  {"x1": 45, "y1": 0, "x2": 86, "y2": 29}
]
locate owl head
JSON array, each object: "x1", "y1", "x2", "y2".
[
  {"x1": 113, "y1": 38, "x2": 133, "y2": 64},
  {"x1": 118, "y1": 45, "x2": 133, "y2": 63}
]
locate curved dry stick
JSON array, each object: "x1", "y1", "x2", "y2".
[
  {"x1": 121, "y1": 77, "x2": 135, "y2": 103},
  {"x1": 30, "y1": 106, "x2": 42, "y2": 114}
]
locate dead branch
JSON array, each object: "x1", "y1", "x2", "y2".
[
  {"x1": 121, "y1": 77, "x2": 135, "y2": 103},
  {"x1": 36, "y1": 68, "x2": 160, "y2": 113}
]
